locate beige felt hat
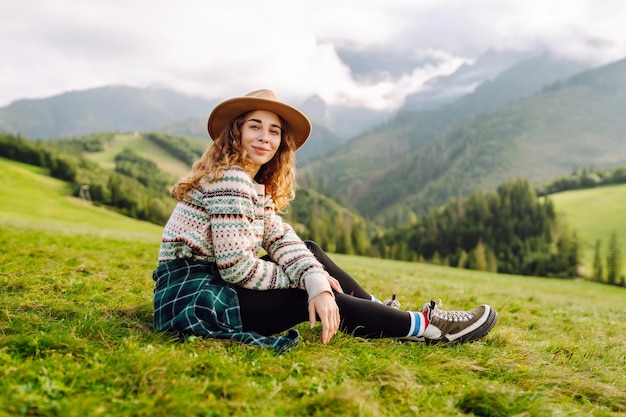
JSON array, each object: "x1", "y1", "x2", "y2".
[{"x1": 207, "y1": 89, "x2": 312, "y2": 149}]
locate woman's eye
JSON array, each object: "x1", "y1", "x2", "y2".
[{"x1": 271, "y1": 130, "x2": 280, "y2": 135}]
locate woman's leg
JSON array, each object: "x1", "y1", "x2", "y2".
[
  {"x1": 303, "y1": 240, "x2": 372, "y2": 299},
  {"x1": 236, "y1": 286, "x2": 413, "y2": 338},
  {"x1": 336, "y1": 293, "x2": 412, "y2": 337},
  {"x1": 241, "y1": 243, "x2": 497, "y2": 342},
  {"x1": 236, "y1": 287, "x2": 310, "y2": 335}
]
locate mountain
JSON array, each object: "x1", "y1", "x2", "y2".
[
  {"x1": 299, "y1": 95, "x2": 391, "y2": 140},
  {"x1": 377, "y1": 57, "x2": 626, "y2": 225},
  {"x1": 0, "y1": 84, "x2": 365, "y2": 156},
  {"x1": 0, "y1": 85, "x2": 219, "y2": 140},
  {"x1": 401, "y1": 49, "x2": 541, "y2": 112},
  {"x1": 302, "y1": 54, "x2": 626, "y2": 226},
  {"x1": 0, "y1": 50, "x2": 582, "y2": 146}
]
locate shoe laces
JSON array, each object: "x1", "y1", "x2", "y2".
[{"x1": 429, "y1": 300, "x2": 473, "y2": 322}]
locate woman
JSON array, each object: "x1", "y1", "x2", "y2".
[{"x1": 152, "y1": 89, "x2": 497, "y2": 353}]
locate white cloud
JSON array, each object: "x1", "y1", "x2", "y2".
[{"x1": 1, "y1": 0, "x2": 625, "y2": 109}]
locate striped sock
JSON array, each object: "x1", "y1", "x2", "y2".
[{"x1": 406, "y1": 311, "x2": 429, "y2": 337}]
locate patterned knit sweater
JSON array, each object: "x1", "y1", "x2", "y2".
[{"x1": 158, "y1": 167, "x2": 332, "y2": 300}]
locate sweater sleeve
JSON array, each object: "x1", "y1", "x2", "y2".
[
  {"x1": 261, "y1": 198, "x2": 332, "y2": 300},
  {"x1": 203, "y1": 169, "x2": 331, "y2": 300}
]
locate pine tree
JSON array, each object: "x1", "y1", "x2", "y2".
[
  {"x1": 432, "y1": 251, "x2": 441, "y2": 265},
  {"x1": 308, "y1": 212, "x2": 320, "y2": 244},
  {"x1": 487, "y1": 249, "x2": 498, "y2": 273},
  {"x1": 606, "y1": 232, "x2": 622, "y2": 285},
  {"x1": 592, "y1": 240, "x2": 604, "y2": 282},
  {"x1": 351, "y1": 220, "x2": 370, "y2": 256},
  {"x1": 471, "y1": 240, "x2": 488, "y2": 271},
  {"x1": 457, "y1": 250, "x2": 469, "y2": 269}
]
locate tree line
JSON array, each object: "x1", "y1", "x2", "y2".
[
  {"x1": 372, "y1": 179, "x2": 579, "y2": 278},
  {"x1": 537, "y1": 165, "x2": 626, "y2": 196},
  {"x1": 592, "y1": 232, "x2": 625, "y2": 287},
  {"x1": 145, "y1": 133, "x2": 204, "y2": 166},
  {"x1": 284, "y1": 188, "x2": 374, "y2": 257}
]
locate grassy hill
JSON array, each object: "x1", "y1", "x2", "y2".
[
  {"x1": 80, "y1": 132, "x2": 205, "y2": 179},
  {"x1": 2, "y1": 157, "x2": 626, "y2": 416},
  {"x1": 551, "y1": 183, "x2": 626, "y2": 274},
  {"x1": 0, "y1": 158, "x2": 162, "y2": 239}
]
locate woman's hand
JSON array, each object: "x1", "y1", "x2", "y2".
[
  {"x1": 326, "y1": 272, "x2": 343, "y2": 294},
  {"x1": 308, "y1": 291, "x2": 340, "y2": 344}
]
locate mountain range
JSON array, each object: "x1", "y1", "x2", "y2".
[
  {"x1": 1, "y1": 49, "x2": 624, "y2": 227},
  {"x1": 300, "y1": 52, "x2": 625, "y2": 225}
]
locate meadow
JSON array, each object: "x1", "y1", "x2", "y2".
[
  {"x1": 1, "y1": 157, "x2": 625, "y2": 416},
  {"x1": 551, "y1": 184, "x2": 626, "y2": 272},
  {"x1": 82, "y1": 133, "x2": 195, "y2": 180}
]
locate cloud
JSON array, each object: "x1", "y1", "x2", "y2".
[{"x1": 1, "y1": 0, "x2": 625, "y2": 109}]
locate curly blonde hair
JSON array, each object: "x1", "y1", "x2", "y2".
[{"x1": 170, "y1": 111, "x2": 297, "y2": 211}]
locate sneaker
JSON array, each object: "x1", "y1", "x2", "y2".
[
  {"x1": 407, "y1": 300, "x2": 498, "y2": 344},
  {"x1": 383, "y1": 293, "x2": 401, "y2": 309}
]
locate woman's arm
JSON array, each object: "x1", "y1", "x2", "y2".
[{"x1": 261, "y1": 200, "x2": 334, "y2": 300}]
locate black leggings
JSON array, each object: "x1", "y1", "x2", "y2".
[{"x1": 236, "y1": 241, "x2": 412, "y2": 338}]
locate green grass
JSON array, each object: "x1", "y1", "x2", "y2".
[
  {"x1": 551, "y1": 184, "x2": 626, "y2": 274},
  {"x1": 0, "y1": 157, "x2": 163, "y2": 240},
  {"x1": 2, "y1": 157, "x2": 626, "y2": 416},
  {"x1": 83, "y1": 133, "x2": 193, "y2": 178}
]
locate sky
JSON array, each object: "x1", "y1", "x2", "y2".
[{"x1": 2, "y1": 0, "x2": 626, "y2": 110}]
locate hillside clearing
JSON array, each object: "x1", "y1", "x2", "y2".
[
  {"x1": 83, "y1": 133, "x2": 194, "y2": 179},
  {"x1": 551, "y1": 184, "x2": 626, "y2": 273}
]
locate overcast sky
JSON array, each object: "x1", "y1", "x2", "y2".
[{"x1": 2, "y1": 0, "x2": 626, "y2": 110}]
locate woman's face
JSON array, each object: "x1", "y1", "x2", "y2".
[{"x1": 240, "y1": 110, "x2": 282, "y2": 176}]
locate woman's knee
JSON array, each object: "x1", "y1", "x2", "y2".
[{"x1": 304, "y1": 240, "x2": 323, "y2": 256}]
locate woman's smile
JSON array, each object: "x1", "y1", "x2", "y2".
[{"x1": 240, "y1": 110, "x2": 282, "y2": 177}]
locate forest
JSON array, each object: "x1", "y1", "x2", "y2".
[{"x1": 373, "y1": 179, "x2": 579, "y2": 278}]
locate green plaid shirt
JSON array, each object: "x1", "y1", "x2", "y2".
[{"x1": 152, "y1": 258, "x2": 299, "y2": 353}]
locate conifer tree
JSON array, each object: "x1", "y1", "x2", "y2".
[
  {"x1": 351, "y1": 221, "x2": 370, "y2": 256},
  {"x1": 606, "y1": 232, "x2": 622, "y2": 285},
  {"x1": 457, "y1": 250, "x2": 468, "y2": 269},
  {"x1": 592, "y1": 240, "x2": 604, "y2": 282},
  {"x1": 471, "y1": 240, "x2": 488, "y2": 271},
  {"x1": 487, "y1": 249, "x2": 498, "y2": 273}
]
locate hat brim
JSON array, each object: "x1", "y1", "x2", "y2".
[{"x1": 207, "y1": 97, "x2": 311, "y2": 149}]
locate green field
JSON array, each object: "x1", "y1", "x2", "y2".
[
  {"x1": 83, "y1": 133, "x2": 195, "y2": 179},
  {"x1": 551, "y1": 184, "x2": 626, "y2": 274},
  {"x1": 0, "y1": 158, "x2": 163, "y2": 240},
  {"x1": 1, "y1": 157, "x2": 626, "y2": 416}
]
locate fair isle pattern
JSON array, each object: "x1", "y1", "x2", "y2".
[{"x1": 158, "y1": 167, "x2": 329, "y2": 296}]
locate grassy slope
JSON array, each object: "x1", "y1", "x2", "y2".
[
  {"x1": 1, "y1": 158, "x2": 626, "y2": 416},
  {"x1": 83, "y1": 133, "x2": 195, "y2": 178},
  {"x1": 551, "y1": 184, "x2": 626, "y2": 273},
  {"x1": 0, "y1": 157, "x2": 162, "y2": 240}
]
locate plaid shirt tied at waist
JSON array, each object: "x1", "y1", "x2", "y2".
[{"x1": 152, "y1": 258, "x2": 299, "y2": 353}]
